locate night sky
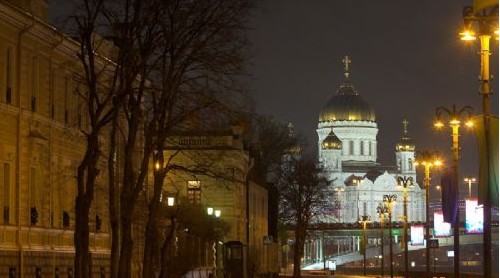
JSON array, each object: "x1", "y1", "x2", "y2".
[
  {"x1": 49, "y1": 1, "x2": 499, "y2": 189},
  {"x1": 247, "y1": 0, "x2": 499, "y2": 185}
]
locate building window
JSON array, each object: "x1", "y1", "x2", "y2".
[
  {"x1": 3, "y1": 163, "x2": 11, "y2": 223},
  {"x1": 369, "y1": 142, "x2": 372, "y2": 156},
  {"x1": 64, "y1": 77, "x2": 69, "y2": 123},
  {"x1": 187, "y1": 180, "x2": 201, "y2": 204},
  {"x1": 31, "y1": 56, "x2": 39, "y2": 112},
  {"x1": 360, "y1": 141, "x2": 364, "y2": 155},
  {"x1": 6, "y1": 48, "x2": 13, "y2": 104},
  {"x1": 408, "y1": 158, "x2": 413, "y2": 171},
  {"x1": 50, "y1": 69, "x2": 55, "y2": 118},
  {"x1": 29, "y1": 167, "x2": 38, "y2": 213},
  {"x1": 349, "y1": 141, "x2": 354, "y2": 155}
]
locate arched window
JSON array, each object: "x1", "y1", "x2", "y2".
[{"x1": 408, "y1": 158, "x2": 413, "y2": 171}]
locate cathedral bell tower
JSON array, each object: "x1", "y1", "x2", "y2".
[{"x1": 395, "y1": 118, "x2": 416, "y2": 175}]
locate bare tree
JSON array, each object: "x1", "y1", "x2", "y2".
[
  {"x1": 71, "y1": 1, "x2": 122, "y2": 277},
  {"x1": 245, "y1": 115, "x2": 298, "y2": 178},
  {"x1": 138, "y1": 1, "x2": 254, "y2": 277},
  {"x1": 69, "y1": 0, "x2": 254, "y2": 276},
  {"x1": 277, "y1": 153, "x2": 331, "y2": 278}
]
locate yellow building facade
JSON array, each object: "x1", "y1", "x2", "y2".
[
  {"x1": 0, "y1": 0, "x2": 272, "y2": 276},
  {"x1": 162, "y1": 126, "x2": 272, "y2": 276},
  {"x1": 0, "y1": 0, "x2": 110, "y2": 276}
]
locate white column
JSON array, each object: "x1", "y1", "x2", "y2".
[
  {"x1": 319, "y1": 237, "x2": 323, "y2": 261},
  {"x1": 315, "y1": 240, "x2": 319, "y2": 262}
]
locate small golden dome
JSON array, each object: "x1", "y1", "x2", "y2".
[
  {"x1": 396, "y1": 118, "x2": 415, "y2": 151},
  {"x1": 322, "y1": 130, "x2": 342, "y2": 150}
]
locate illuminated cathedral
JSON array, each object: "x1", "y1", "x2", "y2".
[{"x1": 317, "y1": 56, "x2": 426, "y2": 223}]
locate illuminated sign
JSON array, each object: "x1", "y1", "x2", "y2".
[
  {"x1": 410, "y1": 225, "x2": 424, "y2": 246},
  {"x1": 465, "y1": 198, "x2": 484, "y2": 234},
  {"x1": 433, "y1": 212, "x2": 451, "y2": 237}
]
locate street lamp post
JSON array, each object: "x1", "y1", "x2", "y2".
[
  {"x1": 397, "y1": 176, "x2": 414, "y2": 278},
  {"x1": 207, "y1": 207, "x2": 222, "y2": 277},
  {"x1": 464, "y1": 176, "x2": 477, "y2": 198},
  {"x1": 460, "y1": 6, "x2": 498, "y2": 277},
  {"x1": 414, "y1": 151, "x2": 442, "y2": 278},
  {"x1": 383, "y1": 194, "x2": 397, "y2": 278},
  {"x1": 435, "y1": 105, "x2": 474, "y2": 278},
  {"x1": 376, "y1": 203, "x2": 389, "y2": 277},
  {"x1": 359, "y1": 215, "x2": 372, "y2": 277}
]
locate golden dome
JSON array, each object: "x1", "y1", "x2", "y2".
[
  {"x1": 322, "y1": 130, "x2": 342, "y2": 150},
  {"x1": 319, "y1": 82, "x2": 376, "y2": 122},
  {"x1": 319, "y1": 54, "x2": 375, "y2": 123}
]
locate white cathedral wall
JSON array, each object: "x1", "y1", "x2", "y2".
[
  {"x1": 317, "y1": 120, "x2": 378, "y2": 162},
  {"x1": 330, "y1": 172, "x2": 426, "y2": 224},
  {"x1": 318, "y1": 120, "x2": 425, "y2": 225},
  {"x1": 395, "y1": 150, "x2": 417, "y2": 174}
]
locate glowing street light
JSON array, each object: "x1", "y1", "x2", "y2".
[
  {"x1": 414, "y1": 151, "x2": 442, "y2": 278},
  {"x1": 460, "y1": 29, "x2": 477, "y2": 41},
  {"x1": 461, "y1": 5, "x2": 498, "y2": 276},
  {"x1": 434, "y1": 105, "x2": 474, "y2": 278},
  {"x1": 167, "y1": 196, "x2": 175, "y2": 207}
]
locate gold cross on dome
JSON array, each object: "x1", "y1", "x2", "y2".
[
  {"x1": 402, "y1": 118, "x2": 409, "y2": 136},
  {"x1": 342, "y1": 55, "x2": 351, "y2": 71},
  {"x1": 287, "y1": 122, "x2": 294, "y2": 138},
  {"x1": 342, "y1": 55, "x2": 351, "y2": 78}
]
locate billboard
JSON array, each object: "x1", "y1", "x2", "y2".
[
  {"x1": 465, "y1": 198, "x2": 484, "y2": 234},
  {"x1": 433, "y1": 212, "x2": 451, "y2": 237},
  {"x1": 410, "y1": 225, "x2": 424, "y2": 246}
]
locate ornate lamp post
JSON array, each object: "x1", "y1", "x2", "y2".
[
  {"x1": 460, "y1": 5, "x2": 498, "y2": 277},
  {"x1": 376, "y1": 203, "x2": 389, "y2": 277},
  {"x1": 464, "y1": 176, "x2": 477, "y2": 198},
  {"x1": 397, "y1": 176, "x2": 414, "y2": 278},
  {"x1": 383, "y1": 194, "x2": 397, "y2": 278},
  {"x1": 434, "y1": 105, "x2": 474, "y2": 278},
  {"x1": 414, "y1": 151, "x2": 442, "y2": 278},
  {"x1": 358, "y1": 215, "x2": 372, "y2": 276}
]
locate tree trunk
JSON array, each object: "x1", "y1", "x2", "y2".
[
  {"x1": 108, "y1": 118, "x2": 120, "y2": 278},
  {"x1": 74, "y1": 135, "x2": 99, "y2": 278},
  {"x1": 293, "y1": 225, "x2": 306, "y2": 278},
  {"x1": 118, "y1": 201, "x2": 134, "y2": 278},
  {"x1": 142, "y1": 201, "x2": 160, "y2": 278},
  {"x1": 160, "y1": 217, "x2": 176, "y2": 278},
  {"x1": 74, "y1": 195, "x2": 91, "y2": 278}
]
